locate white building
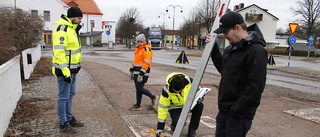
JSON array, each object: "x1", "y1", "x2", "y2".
[
  {"x1": 1, "y1": 0, "x2": 115, "y2": 46},
  {"x1": 217, "y1": 4, "x2": 279, "y2": 49}
]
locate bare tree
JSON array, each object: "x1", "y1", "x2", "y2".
[
  {"x1": 116, "y1": 7, "x2": 145, "y2": 47},
  {"x1": 0, "y1": 7, "x2": 44, "y2": 65},
  {"x1": 195, "y1": 0, "x2": 220, "y2": 33},
  {"x1": 291, "y1": 0, "x2": 320, "y2": 37}
]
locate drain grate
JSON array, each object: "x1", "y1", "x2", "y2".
[{"x1": 121, "y1": 114, "x2": 158, "y2": 127}]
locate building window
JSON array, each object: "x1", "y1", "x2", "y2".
[
  {"x1": 44, "y1": 11, "x2": 50, "y2": 21},
  {"x1": 250, "y1": 10, "x2": 256, "y2": 14},
  {"x1": 31, "y1": 10, "x2": 38, "y2": 17}
]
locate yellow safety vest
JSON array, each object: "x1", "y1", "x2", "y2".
[
  {"x1": 157, "y1": 72, "x2": 192, "y2": 123},
  {"x1": 52, "y1": 15, "x2": 82, "y2": 78}
]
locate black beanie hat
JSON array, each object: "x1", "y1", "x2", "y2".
[
  {"x1": 171, "y1": 75, "x2": 185, "y2": 91},
  {"x1": 67, "y1": 6, "x2": 83, "y2": 18}
]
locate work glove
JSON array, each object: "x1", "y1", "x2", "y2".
[
  {"x1": 64, "y1": 76, "x2": 72, "y2": 83},
  {"x1": 155, "y1": 130, "x2": 162, "y2": 137},
  {"x1": 129, "y1": 67, "x2": 134, "y2": 72},
  {"x1": 137, "y1": 71, "x2": 145, "y2": 82}
]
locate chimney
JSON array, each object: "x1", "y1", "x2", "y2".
[
  {"x1": 234, "y1": 5, "x2": 239, "y2": 11},
  {"x1": 239, "y1": 3, "x2": 244, "y2": 8}
]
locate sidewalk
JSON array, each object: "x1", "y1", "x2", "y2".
[{"x1": 6, "y1": 69, "x2": 128, "y2": 136}]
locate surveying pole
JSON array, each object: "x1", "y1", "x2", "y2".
[{"x1": 172, "y1": 0, "x2": 231, "y2": 136}]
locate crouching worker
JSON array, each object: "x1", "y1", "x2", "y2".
[{"x1": 156, "y1": 72, "x2": 203, "y2": 137}]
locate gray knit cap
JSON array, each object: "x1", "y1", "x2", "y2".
[{"x1": 136, "y1": 34, "x2": 146, "y2": 42}]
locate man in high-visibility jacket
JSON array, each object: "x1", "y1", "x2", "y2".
[
  {"x1": 52, "y1": 6, "x2": 84, "y2": 134},
  {"x1": 155, "y1": 72, "x2": 203, "y2": 137},
  {"x1": 129, "y1": 34, "x2": 158, "y2": 111}
]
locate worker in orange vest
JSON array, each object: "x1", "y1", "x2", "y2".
[{"x1": 129, "y1": 34, "x2": 158, "y2": 111}]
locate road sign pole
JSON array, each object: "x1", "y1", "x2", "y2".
[
  {"x1": 172, "y1": 0, "x2": 230, "y2": 136},
  {"x1": 288, "y1": 44, "x2": 292, "y2": 66}
]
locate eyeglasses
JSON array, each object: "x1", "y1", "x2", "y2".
[{"x1": 223, "y1": 27, "x2": 234, "y2": 35}]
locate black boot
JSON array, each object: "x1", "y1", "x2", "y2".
[
  {"x1": 59, "y1": 122, "x2": 76, "y2": 134},
  {"x1": 188, "y1": 129, "x2": 197, "y2": 137},
  {"x1": 68, "y1": 117, "x2": 84, "y2": 127}
]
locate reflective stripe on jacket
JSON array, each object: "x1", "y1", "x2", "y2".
[
  {"x1": 131, "y1": 42, "x2": 153, "y2": 82},
  {"x1": 157, "y1": 72, "x2": 192, "y2": 123},
  {"x1": 52, "y1": 15, "x2": 82, "y2": 78}
]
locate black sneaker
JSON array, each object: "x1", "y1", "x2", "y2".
[
  {"x1": 68, "y1": 117, "x2": 84, "y2": 127},
  {"x1": 59, "y1": 122, "x2": 76, "y2": 134},
  {"x1": 129, "y1": 104, "x2": 142, "y2": 111}
]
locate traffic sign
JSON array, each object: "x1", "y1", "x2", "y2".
[
  {"x1": 289, "y1": 23, "x2": 298, "y2": 35},
  {"x1": 177, "y1": 37, "x2": 180, "y2": 41},
  {"x1": 106, "y1": 30, "x2": 110, "y2": 35},
  {"x1": 165, "y1": 36, "x2": 168, "y2": 40},
  {"x1": 309, "y1": 36, "x2": 314, "y2": 41},
  {"x1": 308, "y1": 40, "x2": 313, "y2": 46},
  {"x1": 289, "y1": 35, "x2": 296, "y2": 45}
]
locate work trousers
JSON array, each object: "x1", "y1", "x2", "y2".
[
  {"x1": 215, "y1": 111, "x2": 252, "y2": 137},
  {"x1": 57, "y1": 73, "x2": 76, "y2": 125},
  {"x1": 134, "y1": 80, "x2": 154, "y2": 105},
  {"x1": 169, "y1": 102, "x2": 203, "y2": 131}
]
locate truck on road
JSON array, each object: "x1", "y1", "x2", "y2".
[{"x1": 146, "y1": 27, "x2": 162, "y2": 50}]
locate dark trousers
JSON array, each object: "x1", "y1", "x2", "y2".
[
  {"x1": 215, "y1": 111, "x2": 252, "y2": 137},
  {"x1": 134, "y1": 80, "x2": 154, "y2": 105},
  {"x1": 169, "y1": 102, "x2": 203, "y2": 131}
]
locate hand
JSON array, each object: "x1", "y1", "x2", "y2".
[
  {"x1": 129, "y1": 67, "x2": 134, "y2": 72},
  {"x1": 137, "y1": 75, "x2": 143, "y2": 82},
  {"x1": 129, "y1": 72, "x2": 134, "y2": 80},
  {"x1": 64, "y1": 76, "x2": 72, "y2": 83},
  {"x1": 205, "y1": 34, "x2": 211, "y2": 43},
  {"x1": 155, "y1": 130, "x2": 162, "y2": 137}
]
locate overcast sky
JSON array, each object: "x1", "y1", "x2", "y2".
[{"x1": 95, "y1": 0, "x2": 300, "y2": 30}]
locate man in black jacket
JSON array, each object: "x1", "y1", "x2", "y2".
[{"x1": 206, "y1": 12, "x2": 267, "y2": 137}]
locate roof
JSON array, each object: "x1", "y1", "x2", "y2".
[
  {"x1": 291, "y1": 45, "x2": 318, "y2": 52},
  {"x1": 61, "y1": 0, "x2": 103, "y2": 15},
  {"x1": 276, "y1": 33, "x2": 307, "y2": 40},
  {"x1": 234, "y1": 4, "x2": 279, "y2": 20},
  {"x1": 80, "y1": 31, "x2": 103, "y2": 37},
  {"x1": 162, "y1": 30, "x2": 181, "y2": 35}
]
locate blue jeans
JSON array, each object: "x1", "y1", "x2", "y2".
[
  {"x1": 134, "y1": 80, "x2": 154, "y2": 105},
  {"x1": 215, "y1": 111, "x2": 252, "y2": 137},
  {"x1": 57, "y1": 73, "x2": 76, "y2": 125}
]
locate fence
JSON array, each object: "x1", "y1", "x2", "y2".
[
  {"x1": 22, "y1": 44, "x2": 41, "y2": 79},
  {"x1": 0, "y1": 55, "x2": 22, "y2": 136}
]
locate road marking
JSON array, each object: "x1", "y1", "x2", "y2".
[
  {"x1": 284, "y1": 108, "x2": 320, "y2": 124},
  {"x1": 200, "y1": 116, "x2": 216, "y2": 129}
]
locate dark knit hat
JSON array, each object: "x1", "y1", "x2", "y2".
[
  {"x1": 171, "y1": 75, "x2": 185, "y2": 91},
  {"x1": 67, "y1": 6, "x2": 83, "y2": 18},
  {"x1": 214, "y1": 12, "x2": 244, "y2": 34}
]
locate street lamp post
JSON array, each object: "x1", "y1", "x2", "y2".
[
  {"x1": 166, "y1": 5, "x2": 183, "y2": 49},
  {"x1": 158, "y1": 13, "x2": 170, "y2": 30}
]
